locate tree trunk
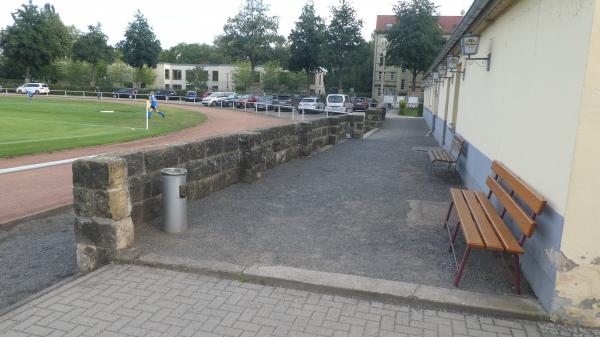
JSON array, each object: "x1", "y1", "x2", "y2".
[
  {"x1": 90, "y1": 63, "x2": 97, "y2": 87},
  {"x1": 337, "y1": 67, "x2": 343, "y2": 93},
  {"x1": 411, "y1": 70, "x2": 418, "y2": 96},
  {"x1": 25, "y1": 66, "x2": 31, "y2": 83},
  {"x1": 250, "y1": 60, "x2": 256, "y2": 84}
]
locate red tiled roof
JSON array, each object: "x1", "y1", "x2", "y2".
[{"x1": 375, "y1": 15, "x2": 463, "y2": 34}]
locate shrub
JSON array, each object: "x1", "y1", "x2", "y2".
[{"x1": 399, "y1": 100, "x2": 407, "y2": 115}]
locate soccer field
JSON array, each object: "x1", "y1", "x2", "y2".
[{"x1": 0, "y1": 96, "x2": 206, "y2": 158}]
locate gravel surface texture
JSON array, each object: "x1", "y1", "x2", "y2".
[
  {"x1": 0, "y1": 209, "x2": 77, "y2": 310},
  {"x1": 136, "y1": 114, "x2": 533, "y2": 296}
]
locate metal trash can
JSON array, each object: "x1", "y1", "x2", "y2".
[{"x1": 161, "y1": 168, "x2": 187, "y2": 233}]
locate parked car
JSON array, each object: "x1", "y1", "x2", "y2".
[
  {"x1": 202, "y1": 92, "x2": 234, "y2": 106},
  {"x1": 368, "y1": 98, "x2": 378, "y2": 108},
  {"x1": 16, "y1": 83, "x2": 50, "y2": 94},
  {"x1": 202, "y1": 91, "x2": 213, "y2": 98},
  {"x1": 235, "y1": 94, "x2": 259, "y2": 108},
  {"x1": 221, "y1": 93, "x2": 240, "y2": 107},
  {"x1": 184, "y1": 91, "x2": 200, "y2": 102},
  {"x1": 326, "y1": 94, "x2": 353, "y2": 114},
  {"x1": 352, "y1": 97, "x2": 370, "y2": 111},
  {"x1": 155, "y1": 89, "x2": 178, "y2": 100},
  {"x1": 272, "y1": 94, "x2": 298, "y2": 111},
  {"x1": 112, "y1": 88, "x2": 136, "y2": 98},
  {"x1": 255, "y1": 95, "x2": 274, "y2": 111},
  {"x1": 297, "y1": 97, "x2": 325, "y2": 113}
]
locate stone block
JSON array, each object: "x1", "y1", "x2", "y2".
[
  {"x1": 205, "y1": 136, "x2": 224, "y2": 157},
  {"x1": 142, "y1": 196, "x2": 162, "y2": 223},
  {"x1": 73, "y1": 187, "x2": 93, "y2": 218},
  {"x1": 220, "y1": 153, "x2": 240, "y2": 171},
  {"x1": 73, "y1": 156, "x2": 126, "y2": 189},
  {"x1": 144, "y1": 147, "x2": 178, "y2": 173},
  {"x1": 120, "y1": 151, "x2": 145, "y2": 177},
  {"x1": 130, "y1": 203, "x2": 143, "y2": 225},
  {"x1": 76, "y1": 244, "x2": 112, "y2": 273},
  {"x1": 238, "y1": 132, "x2": 261, "y2": 148},
  {"x1": 74, "y1": 216, "x2": 133, "y2": 249},
  {"x1": 188, "y1": 140, "x2": 207, "y2": 160},
  {"x1": 150, "y1": 174, "x2": 162, "y2": 197},
  {"x1": 127, "y1": 176, "x2": 145, "y2": 203},
  {"x1": 174, "y1": 142, "x2": 192, "y2": 164},
  {"x1": 223, "y1": 134, "x2": 239, "y2": 153},
  {"x1": 92, "y1": 187, "x2": 130, "y2": 221}
]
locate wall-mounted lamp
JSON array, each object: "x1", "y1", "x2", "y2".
[
  {"x1": 447, "y1": 56, "x2": 464, "y2": 82},
  {"x1": 461, "y1": 34, "x2": 491, "y2": 71}
]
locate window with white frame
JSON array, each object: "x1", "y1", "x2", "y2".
[
  {"x1": 377, "y1": 72, "x2": 383, "y2": 80},
  {"x1": 401, "y1": 79, "x2": 405, "y2": 90},
  {"x1": 390, "y1": 72, "x2": 396, "y2": 81},
  {"x1": 173, "y1": 70, "x2": 182, "y2": 80}
]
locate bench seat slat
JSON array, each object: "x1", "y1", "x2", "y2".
[
  {"x1": 492, "y1": 161, "x2": 546, "y2": 214},
  {"x1": 475, "y1": 192, "x2": 524, "y2": 254},
  {"x1": 450, "y1": 188, "x2": 485, "y2": 249},
  {"x1": 462, "y1": 191, "x2": 504, "y2": 251}
]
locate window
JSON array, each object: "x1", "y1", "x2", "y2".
[
  {"x1": 390, "y1": 72, "x2": 396, "y2": 81},
  {"x1": 377, "y1": 87, "x2": 381, "y2": 97},
  {"x1": 164, "y1": 69, "x2": 170, "y2": 79},
  {"x1": 377, "y1": 72, "x2": 383, "y2": 80},
  {"x1": 401, "y1": 79, "x2": 405, "y2": 90},
  {"x1": 378, "y1": 53, "x2": 384, "y2": 65},
  {"x1": 165, "y1": 84, "x2": 170, "y2": 89},
  {"x1": 173, "y1": 70, "x2": 182, "y2": 80},
  {"x1": 211, "y1": 85, "x2": 218, "y2": 91},
  {"x1": 185, "y1": 70, "x2": 193, "y2": 81},
  {"x1": 173, "y1": 84, "x2": 182, "y2": 90},
  {"x1": 385, "y1": 23, "x2": 393, "y2": 30},
  {"x1": 212, "y1": 71, "x2": 219, "y2": 81},
  {"x1": 401, "y1": 67, "x2": 407, "y2": 73}
]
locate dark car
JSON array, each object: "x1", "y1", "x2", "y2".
[
  {"x1": 235, "y1": 94, "x2": 259, "y2": 108},
  {"x1": 255, "y1": 95, "x2": 274, "y2": 111},
  {"x1": 155, "y1": 89, "x2": 178, "y2": 100},
  {"x1": 112, "y1": 88, "x2": 136, "y2": 98},
  {"x1": 184, "y1": 91, "x2": 199, "y2": 102},
  {"x1": 352, "y1": 97, "x2": 370, "y2": 111},
  {"x1": 272, "y1": 94, "x2": 297, "y2": 111},
  {"x1": 221, "y1": 93, "x2": 239, "y2": 107}
]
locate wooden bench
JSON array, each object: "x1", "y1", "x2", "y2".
[
  {"x1": 428, "y1": 135, "x2": 465, "y2": 176},
  {"x1": 444, "y1": 160, "x2": 546, "y2": 294}
]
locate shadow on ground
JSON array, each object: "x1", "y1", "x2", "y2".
[{"x1": 136, "y1": 115, "x2": 533, "y2": 297}]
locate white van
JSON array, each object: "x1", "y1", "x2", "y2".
[
  {"x1": 326, "y1": 94, "x2": 353, "y2": 114},
  {"x1": 16, "y1": 83, "x2": 50, "y2": 94}
]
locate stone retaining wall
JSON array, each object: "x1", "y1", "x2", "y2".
[
  {"x1": 365, "y1": 108, "x2": 385, "y2": 131},
  {"x1": 72, "y1": 114, "x2": 366, "y2": 272}
]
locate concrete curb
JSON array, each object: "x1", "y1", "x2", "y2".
[
  {"x1": 0, "y1": 204, "x2": 72, "y2": 228},
  {"x1": 363, "y1": 128, "x2": 380, "y2": 139},
  {"x1": 118, "y1": 253, "x2": 549, "y2": 322}
]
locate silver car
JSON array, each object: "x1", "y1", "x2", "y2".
[{"x1": 297, "y1": 97, "x2": 325, "y2": 113}]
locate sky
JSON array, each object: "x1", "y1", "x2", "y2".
[{"x1": 1, "y1": 0, "x2": 474, "y2": 49}]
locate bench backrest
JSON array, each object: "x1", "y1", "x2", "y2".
[
  {"x1": 451, "y1": 135, "x2": 465, "y2": 160},
  {"x1": 485, "y1": 161, "x2": 546, "y2": 238}
]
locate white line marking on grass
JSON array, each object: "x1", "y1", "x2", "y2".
[
  {"x1": 0, "y1": 116, "x2": 144, "y2": 130},
  {"x1": 99, "y1": 110, "x2": 115, "y2": 113},
  {"x1": 0, "y1": 155, "x2": 102, "y2": 175}
]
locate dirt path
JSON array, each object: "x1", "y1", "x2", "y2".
[{"x1": 0, "y1": 103, "x2": 289, "y2": 224}]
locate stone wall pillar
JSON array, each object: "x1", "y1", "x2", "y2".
[
  {"x1": 72, "y1": 156, "x2": 133, "y2": 273},
  {"x1": 365, "y1": 108, "x2": 384, "y2": 131},
  {"x1": 239, "y1": 132, "x2": 264, "y2": 183}
]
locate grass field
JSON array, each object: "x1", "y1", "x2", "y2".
[{"x1": 0, "y1": 96, "x2": 206, "y2": 158}]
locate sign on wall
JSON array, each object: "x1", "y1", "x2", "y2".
[{"x1": 461, "y1": 34, "x2": 480, "y2": 55}]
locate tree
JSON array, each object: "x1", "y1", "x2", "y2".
[
  {"x1": 386, "y1": 0, "x2": 444, "y2": 95},
  {"x1": 231, "y1": 61, "x2": 253, "y2": 92},
  {"x1": 108, "y1": 60, "x2": 134, "y2": 88},
  {"x1": 187, "y1": 66, "x2": 209, "y2": 90},
  {"x1": 288, "y1": 1, "x2": 326, "y2": 91},
  {"x1": 262, "y1": 61, "x2": 280, "y2": 92},
  {"x1": 159, "y1": 43, "x2": 231, "y2": 64},
  {"x1": 0, "y1": 1, "x2": 70, "y2": 82},
  {"x1": 72, "y1": 24, "x2": 113, "y2": 86},
  {"x1": 118, "y1": 11, "x2": 161, "y2": 69},
  {"x1": 325, "y1": 0, "x2": 364, "y2": 92},
  {"x1": 220, "y1": 0, "x2": 282, "y2": 76},
  {"x1": 133, "y1": 65, "x2": 156, "y2": 88}
]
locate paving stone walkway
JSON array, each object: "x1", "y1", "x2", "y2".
[{"x1": 1, "y1": 265, "x2": 597, "y2": 337}]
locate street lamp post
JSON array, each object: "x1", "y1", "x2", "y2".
[{"x1": 379, "y1": 39, "x2": 389, "y2": 107}]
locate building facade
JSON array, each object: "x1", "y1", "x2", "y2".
[
  {"x1": 155, "y1": 63, "x2": 325, "y2": 95},
  {"x1": 372, "y1": 15, "x2": 462, "y2": 101},
  {"x1": 423, "y1": 0, "x2": 600, "y2": 327}
]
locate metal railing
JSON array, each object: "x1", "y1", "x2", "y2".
[{"x1": 0, "y1": 88, "x2": 373, "y2": 121}]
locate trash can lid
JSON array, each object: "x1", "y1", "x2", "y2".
[{"x1": 161, "y1": 167, "x2": 187, "y2": 176}]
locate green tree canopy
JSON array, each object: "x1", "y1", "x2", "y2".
[
  {"x1": 386, "y1": 0, "x2": 444, "y2": 94},
  {"x1": 325, "y1": 0, "x2": 364, "y2": 92},
  {"x1": 118, "y1": 11, "x2": 161, "y2": 69},
  {"x1": 288, "y1": 0, "x2": 326, "y2": 91},
  {"x1": 186, "y1": 66, "x2": 209, "y2": 90},
  {"x1": 231, "y1": 61, "x2": 253, "y2": 92},
  {"x1": 219, "y1": 0, "x2": 282, "y2": 75},
  {"x1": 261, "y1": 61, "x2": 280, "y2": 92},
  {"x1": 0, "y1": 1, "x2": 71, "y2": 82},
  {"x1": 72, "y1": 24, "x2": 113, "y2": 86},
  {"x1": 159, "y1": 43, "x2": 231, "y2": 64}
]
